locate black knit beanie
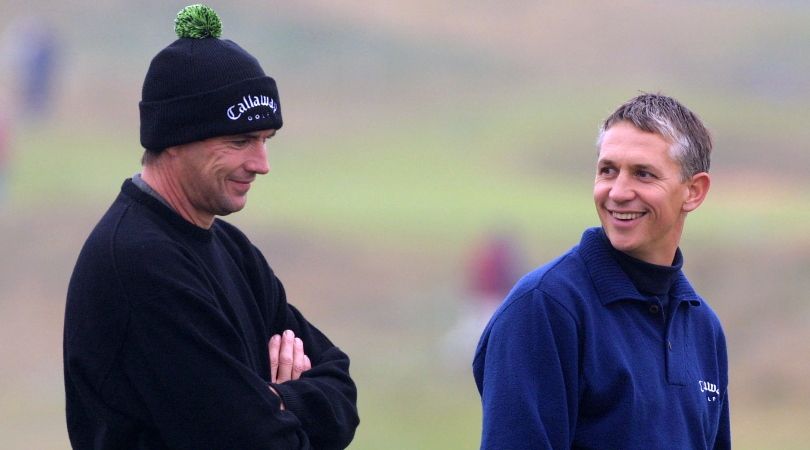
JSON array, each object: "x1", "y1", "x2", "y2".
[{"x1": 139, "y1": 4, "x2": 283, "y2": 152}]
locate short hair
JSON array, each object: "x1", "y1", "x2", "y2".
[{"x1": 596, "y1": 93, "x2": 712, "y2": 181}]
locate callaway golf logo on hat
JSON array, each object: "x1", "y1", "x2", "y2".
[{"x1": 227, "y1": 95, "x2": 279, "y2": 121}]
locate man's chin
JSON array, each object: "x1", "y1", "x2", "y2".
[
  {"x1": 603, "y1": 228, "x2": 637, "y2": 252},
  {"x1": 213, "y1": 201, "x2": 247, "y2": 217}
]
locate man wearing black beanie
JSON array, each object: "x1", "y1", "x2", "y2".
[{"x1": 64, "y1": 5, "x2": 359, "y2": 449}]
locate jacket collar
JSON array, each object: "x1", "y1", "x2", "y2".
[{"x1": 578, "y1": 227, "x2": 701, "y2": 307}]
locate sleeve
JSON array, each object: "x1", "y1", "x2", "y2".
[
  {"x1": 267, "y1": 280, "x2": 360, "y2": 450},
  {"x1": 118, "y1": 242, "x2": 312, "y2": 450},
  {"x1": 472, "y1": 288, "x2": 580, "y2": 450},
  {"x1": 713, "y1": 392, "x2": 731, "y2": 449}
]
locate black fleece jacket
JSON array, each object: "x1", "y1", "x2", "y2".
[{"x1": 64, "y1": 179, "x2": 359, "y2": 449}]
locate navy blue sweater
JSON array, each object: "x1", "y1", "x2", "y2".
[
  {"x1": 64, "y1": 180, "x2": 359, "y2": 449},
  {"x1": 473, "y1": 228, "x2": 730, "y2": 449}
]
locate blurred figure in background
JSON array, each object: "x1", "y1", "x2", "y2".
[
  {"x1": 474, "y1": 93, "x2": 730, "y2": 449},
  {"x1": 2, "y1": 16, "x2": 60, "y2": 121},
  {"x1": 442, "y1": 230, "x2": 521, "y2": 369},
  {"x1": 467, "y1": 230, "x2": 521, "y2": 309}
]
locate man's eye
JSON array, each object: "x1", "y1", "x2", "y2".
[
  {"x1": 637, "y1": 170, "x2": 655, "y2": 179},
  {"x1": 598, "y1": 167, "x2": 614, "y2": 175}
]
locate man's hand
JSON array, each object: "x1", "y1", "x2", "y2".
[
  {"x1": 268, "y1": 330, "x2": 311, "y2": 410},
  {"x1": 269, "y1": 329, "x2": 312, "y2": 384}
]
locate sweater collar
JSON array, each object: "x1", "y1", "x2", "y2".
[
  {"x1": 578, "y1": 227, "x2": 701, "y2": 307},
  {"x1": 121, "y1": 178, "x2": 215, "y2": 242}
]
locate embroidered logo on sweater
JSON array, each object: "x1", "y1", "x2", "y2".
[{"x1": 698, "y1": 380, "x2": 720, "y2": 402}]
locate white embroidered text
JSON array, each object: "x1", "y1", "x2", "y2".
[
  {"x1": 227, "y1": 95, "x2": 277, "y2": 120},
  {"x1": 698, "y1": 380, "x2": 720, "y2": 402}
]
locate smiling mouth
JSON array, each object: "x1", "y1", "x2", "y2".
[{"x1": 610, "y1": 211, "x2": 646, "y2": 221}]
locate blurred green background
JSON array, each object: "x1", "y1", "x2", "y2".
[{"x1": 1, "y1": 0, "x2": 809, "y2": 448}]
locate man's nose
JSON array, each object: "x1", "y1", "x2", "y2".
[
  {"x1": 609, "y1": 173, "x2": 635, "y2": 202},
  {"x1": 246, "y1": 142, "x2": 270, "y2": 175}
]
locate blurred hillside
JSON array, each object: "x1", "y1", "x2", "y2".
[
  {"x1": 1, "y1": 1, "x2": 809, "y2": 449},
  {"x1": 3, "y1": 0, "x2": 810, "y2": 174}
]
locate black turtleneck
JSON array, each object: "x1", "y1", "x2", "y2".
[{"x1": 599, "y1": 229, "x2": 683, "y2": 306}]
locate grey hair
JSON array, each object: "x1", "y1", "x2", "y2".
[{"x1": 596, "y1": 93, "x2": 712, "y2": 181}]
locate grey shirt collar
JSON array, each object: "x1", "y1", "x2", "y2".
[{"x1": 131, "y1": 173, "x2": 173, "y2": 210}]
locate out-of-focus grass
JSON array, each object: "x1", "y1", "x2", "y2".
[
  {"x1": 732, "y1": 403, "x2": 810, "y2": 450},
  {"x1": 354, "y1": 378, "x2": 482, "y2": 449},
  {"x1": 10, "y1": 128, "x2": 138, "y2": 207}
]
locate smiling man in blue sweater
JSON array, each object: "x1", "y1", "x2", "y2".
[{"x1": 473, "y1": 93, "x2": 730, "y2": 449}]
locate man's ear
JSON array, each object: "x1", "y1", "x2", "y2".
[
  {"x1": 682, "y1": 172, "x2": 710, "y2": 213},
  {"x1": 164, "y1": 145, "x2": 180, "y2": 157}
]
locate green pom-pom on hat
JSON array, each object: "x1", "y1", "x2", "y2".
[{"x1": 174, "y1": 4, "x2": 222, "y2": 39}]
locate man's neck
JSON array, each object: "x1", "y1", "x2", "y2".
[
  {"x1": 132, "y1": 173, "x2": 171, "y2": 207},
  {"x1": 140, "y1": 164, "x2": 215, "y2": 229}
]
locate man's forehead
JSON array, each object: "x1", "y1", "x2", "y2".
[
  {"x1": 596, "y1": 146, "x2": 675, "y2": 166},
  {"x1": 598, "y1": 123, "x2": 672, "y2": 154},
  {"x1": 219, "y1": 129, "x2": 277, "y2": 139},
  {"x1": 601, "y1": 122, "x2": 669, "y2": 146}
]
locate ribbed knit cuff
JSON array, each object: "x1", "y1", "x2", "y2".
[{"x1": 269, "y1": 382, "x2": 304, "y2": 415}]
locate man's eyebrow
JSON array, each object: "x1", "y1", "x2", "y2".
[
  {"x1": 596, "y1": 159, "x2": 655, "y2": 170},
  {"x1": 230, "y1": 131, "x2": 276, "y2": 139},
  {"x1": 632, "y1": 163, "x2": 655, "y2": 171}
]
